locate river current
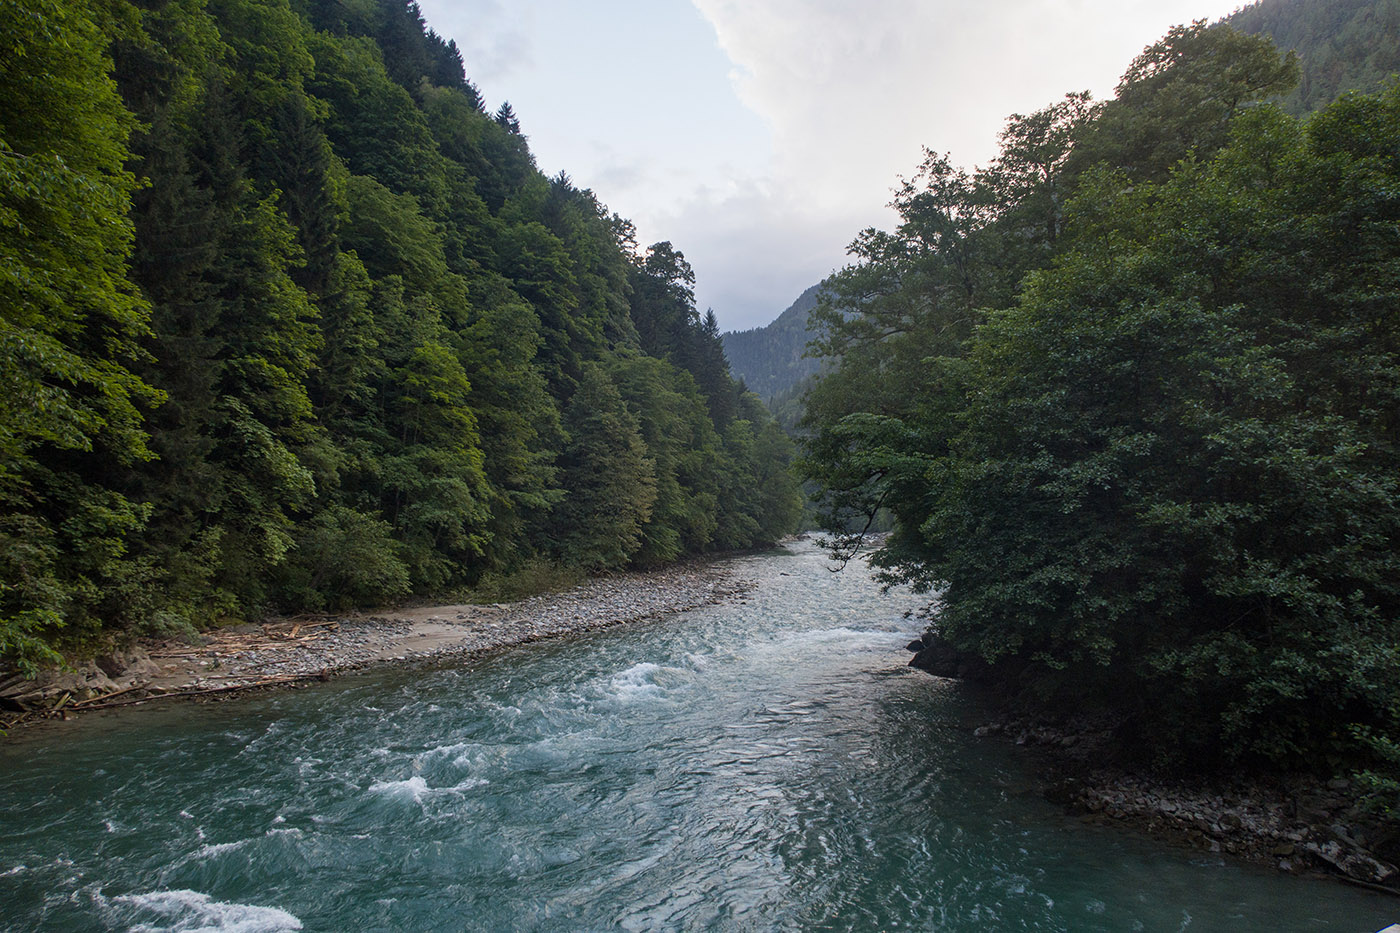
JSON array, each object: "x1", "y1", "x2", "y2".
[{"x1": 0, "y1": 540, "x2": 1394, "y2": 931}]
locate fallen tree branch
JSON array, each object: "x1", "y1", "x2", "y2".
[
  {"x1": 1338, "y1": 875, "x2": 1400, "y2": 898},
  {"x1": 73, "y1": 674, "x2": 324, "y2": 710},
  {"x1": 68, "y1": 684, "x2": 145, "y2": 708}
]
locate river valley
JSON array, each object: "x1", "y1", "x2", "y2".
[{"x1": 0, "y1": 540, "x2": 1394, "y2": 931}]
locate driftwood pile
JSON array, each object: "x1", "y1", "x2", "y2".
[{"x1": 0, "y1": 618, "x2": 348, "y2": 728}]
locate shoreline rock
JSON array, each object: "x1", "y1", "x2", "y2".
[
  {"x1": 908, "y1": 639, "x2": 1400, "y2": 892},
  {"x1": 962, "y1": 704, "x2": 1400, "y2": 892},
  {"x1": 908, "y1": 633, "x2": 989, "y2": 680}
]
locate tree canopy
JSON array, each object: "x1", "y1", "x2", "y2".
[
  {"x1": 0, "y1": 0, "x2": 802, "y2": 670},
  {"x1": 801, "y1": 20, "x2": 1400, "y2": 777}
]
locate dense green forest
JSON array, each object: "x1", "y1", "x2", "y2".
[
  {"x1": 802, "y1": 18, "x2": 1400, "y2": 788},
  {"x1": 1229, "y1": 0, "x2": 1400, "y2": 113},
  {"x1": 0, "y1": 0, "x2": 802, "y2": 672},
  {"x1": 721, "y1": 284, "x2": 824, "y2": 405}
]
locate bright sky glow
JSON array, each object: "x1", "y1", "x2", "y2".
[{"x1": 416, "y1": 0, "x2": 1252, "y2": 330}]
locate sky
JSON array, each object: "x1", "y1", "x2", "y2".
[{"x1": 415, "y1": 0, "x2": 1251, "y2": 332}]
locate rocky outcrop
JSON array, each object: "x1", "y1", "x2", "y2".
[
  {"x1": 1064, "y1": 774, "x2": 1399, "y2": 886},
  {"x1": 96, "y1": 647, "x2": 163, "y2": 682},
  {"x1": 907, "y1": 633, "x2": 990, "y2": 680},
  {"x1": 0, "y1": 646, "x2": 167, "y2": 712}
]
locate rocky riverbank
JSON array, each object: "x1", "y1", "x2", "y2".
[
  {"x1": 0, "y1": 558, "x2": 750, "y2": 731},
  {"x1": 974, "y1": 717, "x2": 1400, "y2": 891},
  {"x1": 907, "y1": 634, "x2": 1400, "y2": 892}
]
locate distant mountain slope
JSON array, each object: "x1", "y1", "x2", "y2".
[
  {"x1": 721, "y1": 284, "x2": 825, "y2": 403},
  {"x1": 1228, "y1": 0, "x2": 1400, "y2": 113}
]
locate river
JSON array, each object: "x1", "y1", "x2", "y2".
[{"x1": 0, "y1": 540, "x2": 1393, "y2": 931}]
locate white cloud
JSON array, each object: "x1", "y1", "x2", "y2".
[
  {"x1": 423, "y1": 0, "x2": 534, "y2": 85},
  {"x1": 677, "y1": 0, "x2": 1249, "y2": 328},
  {"x1": 414, "y1": 0, "x2": 1255, "y2": 330},
  {"x1": 656, "y1": 179, "x2": 868, "y2": 317}
]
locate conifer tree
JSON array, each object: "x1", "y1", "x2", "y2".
[{"x1": 553, "y1": 365, "x2": 657, "y2": 570}]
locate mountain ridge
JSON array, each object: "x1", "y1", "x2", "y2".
[{"x1": 720, "y1": 283, "x2": 824, "y2": 404}]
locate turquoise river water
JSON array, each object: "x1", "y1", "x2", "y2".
[{"x1": 0, "y1": 540, "x2": 1395, "y2": 931}]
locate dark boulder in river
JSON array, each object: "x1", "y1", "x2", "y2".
[{"x1": 909, "y1": 634, "x2": 987, "y2": 679}]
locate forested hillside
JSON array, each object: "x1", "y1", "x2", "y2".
[
  {"x1": 1230, "y1": 0, "x2": 1400, "y2": 113},
  {"x1": 721, "y1": 284, "x2": 824, "y2": 404},
  {"x1": 802, "y1": 19, "x2": 1400, "y2": 790},
  {"x1": 0, "y1": 0, "x2": 802, "y2": 671},
  {"x1": 728, "y1": 0, "x2": 1400, "y2": 427}
]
